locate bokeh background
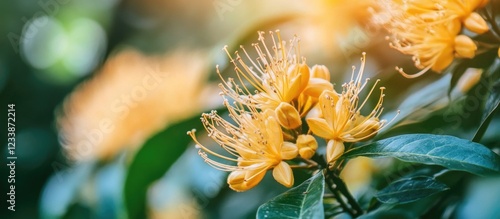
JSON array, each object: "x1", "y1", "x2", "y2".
[{"x1": 2, "y1": 0, "x2": 499, "y2": 219}]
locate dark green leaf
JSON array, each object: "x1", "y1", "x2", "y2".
[
  {"x1": 473, "y1": 72, "x2": 500, "y2": 142},
  {"x1": 256, "y1": 171, "x2": 325, "y2": 219},
  {"x1": 376, "y1": 176, "x2": 448, "y2": 204},
  {"x1": 380, "y1": 74, "x2": 450, "y2": 133},
  {"x1": 124, "y1": 115, "x2": 203, "y2": 219},
  {"x1": 342, "y1": 134, "x2": 500, "y2": 176}
]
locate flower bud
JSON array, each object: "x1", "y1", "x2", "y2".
[
  {"x1": 275, "y1": 102, "x2": 302, "y2": 129},
  {"x1": 456, "y1": 68, "x2": 483, "y2": 93},
  {"x1": 454, "y1": 35, "x2": 477, "y2": 59},
  {"x1": 272, "y1": 161, "x2": 294, "y2": 187},
  {"x1": 296, "y1": 134, "x2": 318, "y2": 159},
  {"x1": 464, "y1": 12, "x2": 489, "y2": 34},
  {"x1": 311, "y1": 65, "x2": 330, "y2": 81},
  {"x1": 281, "y1": 142, "x2": 299, "y2": 160},
  {"x1": 326, "y1": 140, "x2": 345, "y2": 163}
]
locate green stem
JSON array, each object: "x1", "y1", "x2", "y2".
[{"x1": 324, "y1": 169, "x2": 364, "y2": 217}]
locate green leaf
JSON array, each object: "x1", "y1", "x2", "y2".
[
  {"x1": 256, "y1": 171, "x2": 325, "y2": 219},
  {"x1": 473, "y1": 60, "x2": 500, "y2": 142},
  {"x1": 342, "y1": 134, "x2": 500, "y2": 176},
  {"x1": 124, "y1": 115, "x2": 203, "y2": 219},
  {"x1": 376, "y1": 176, "x2": 449, "y2": 204},
  {"x1": 380, "y1": 74, "x2": 450, "y2": 133}
]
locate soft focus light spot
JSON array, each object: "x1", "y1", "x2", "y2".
[
  {"x1": 61, "y1": 18, "x2": 107, "y2": 76},
  {"x1": 21, "y1": 16, "x2": 67, "y2": 69}
]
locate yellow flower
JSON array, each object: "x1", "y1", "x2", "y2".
[
  {"x1": 218, "y1": 31, "x2": 331, "y2": 129},
  {"x1": 375, "y1": 0, "x2": 485, "y2": 78},
  {"x1": 188, "y1": 100, "x2": 298, "y2": 191},
  {"x1": 306, "y1": 53, "x2": 386, "y2": 163}
]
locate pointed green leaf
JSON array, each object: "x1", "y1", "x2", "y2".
[
  {"x1": 256, "y1": 171, "x2": 325, "y2": 219},
  {"x1": 124, "y1": 115, "x2": 203, "y2": 219},
  {"x1": 342, "y1": 134, "x2": 500, "y2": 176},
  {"x1": 473, "y1": 81, "x2": 500, "y2": 142},
  {"x1": 376, "y1": 176, "x2": 448, "y2": 204}
]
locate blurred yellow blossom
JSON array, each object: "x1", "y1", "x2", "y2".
[
  {"x1": 456, "y1": 68, "x2": 483, "y2": 93},
  {"x1": 188, "y1": 102, "x2": 298, "y2": 191},
  {"x1": 307, "y1": 54, "x2": 387, "y2": 163},
  {"x1": 374, "y1": 0, "x2": 486, "y2": 78},
  {"x1": 58, "y1": 49, "x2": 215, "y2": 161}
]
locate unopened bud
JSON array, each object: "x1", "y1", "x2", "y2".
[
  {"x1": 275, "y1": 102, "x2": 302, "y2": 129},
  {"x1": 296, "y1": 134, "x2": 318, "y2": 159},
  {"x1": 326, "y1": 140, "x2": 345, "y2": 163},
  {"x1": 456, "y1": 68, "x2": 483, "y2": 93},
  {"x1": 454, "y1": 35, "x2": 477, "y2": 59},
  {"x1": 299, "y1": 147, "x2": 316, "y2": 160},
  {"x1": 463, "y1": 12, "x2": 489, "y2": 34},
  {"x1": 281, "y1": 142, "x2": 299, "y2": 160},
  {"x1": 311, "y1": 65, "x2": 330, "y2": 81}
]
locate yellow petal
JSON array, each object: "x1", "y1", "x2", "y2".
[
  {"x1": 227, "y1": 170, "x2": 249, "y2": 192},
  {"x1": 297, "y1": 63, "x2": 311, "y2": 92},
  {"x1": 326, "y1": 140, "x2": 345, "y2": 163},
  {"x1": 228, "y1": 168, "x2": 267, "y2": 192},
  {"x1": 272, "y1": 161, "x2": 294, "y2": 187},
  {"x1": 284, "y1": 73, "x2": 303, "y2": 102},
  {"x1": 244, "y1": 167, "x2": 267, "y2": 189},
  {"x1": 306, "y1": 118, "x2": 335, "y2": 139},
  {"x1": 281, "y1": 142, "x2": 299, "y2": 160},
  {"x1": 349, "y1": 117, "x2": 381, "y2": 141},
  {"x1": 454, "y1": 35, "x2": 477, "y2": 59},
  {"x1": 318, "y1": 90, "x2": 338, "y2": 127},
  {"x1": 431, "y1": 47, "x2": 454, "y2": 73},
  {"x1": 286, "y1": 63, "x2": 310, "y2": 101},
  {"x1": 303, "y1": 78, "x2": 334, "y2": 98},
  {"x1": 265, "y1": 110, "x2": 284, "y2": 154},
  {"x1": 463, "y1": 12, "x2": 489, "y2": 34},
  {"x1": 275, "y1": 102, "x2": 302, "y2": 129}
]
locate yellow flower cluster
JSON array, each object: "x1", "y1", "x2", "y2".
[
  {"x1": 376, "y1": 0, "x2": 490, "y2": 78},
  {"x1": 189, "y1": 31, "x2": 388, "y2": 191}
]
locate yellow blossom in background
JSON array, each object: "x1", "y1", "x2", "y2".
[
  {"x1": 374, "y1": 0, "x2": 487, "y2": 78},
  {"x1": 188, "y1": 101, "x2": 299, "y2": 191},
  {"x1": 58, "y1": 49, "x2": 215, "y2": 161},
  {"x1": 218, "y1": 31, "x2": 332, "y2": 129},
  {"x1": 340, "y1": 157, "x2": 377, "y2": 193},
  {"x1": 307, "y1": 54, "x2": 387, "y2": 163}
]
